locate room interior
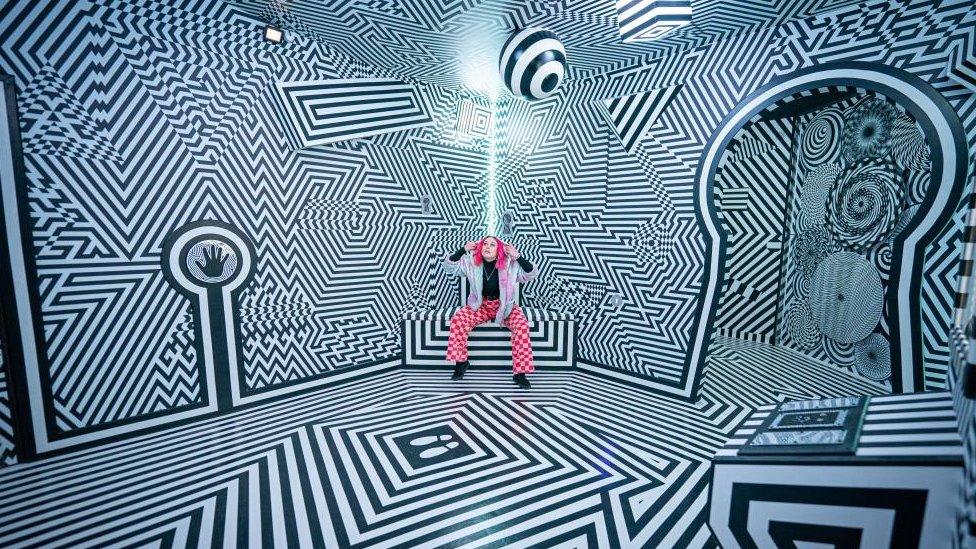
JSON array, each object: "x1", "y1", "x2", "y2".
[{"x1": 0, "y1": 0, "x2": 975, "y2": 547}]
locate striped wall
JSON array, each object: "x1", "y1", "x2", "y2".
[
  {"x1": 713, "y1": 117, "x2": 793, "y2": 343},
  {"x1": 499, "y1": 0, "x2": 976, "y2": 399},
  {"x1": 0, "y1": 0, "x2": 487, "y2": 458},
  {"x1": 0, "y1": 333, "x2": 12, "y2": 466}
]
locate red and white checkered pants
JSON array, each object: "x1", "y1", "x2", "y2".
[{"x1": 445, "y1": 299, "x2": 535, "y2": 374}]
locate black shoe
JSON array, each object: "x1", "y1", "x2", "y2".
[
  {"x1": 452, "y1": 360, "x2": 469, "y2": 380},
  {"x1": 513, "y1": 373, "x2": 531, "y2": 389}
]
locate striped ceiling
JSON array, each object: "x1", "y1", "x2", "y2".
[{"x1": 230, "y1": 0, "x2": 862, "y2": 88}]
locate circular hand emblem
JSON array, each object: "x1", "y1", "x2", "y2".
[{"x1": 186, "y1": 239, "x2": 239, "y2": 284}]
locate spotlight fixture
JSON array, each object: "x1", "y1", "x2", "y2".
[{"x1": 264, "y1": 25, "x2": 284, "y2": 44}]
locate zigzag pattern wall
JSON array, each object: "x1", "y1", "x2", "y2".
[
  {"x1": 713, "y1": 117, "x2": 793, "y2": 343},
  {"x1": 0, "y1": 0, "x2": 487, "y2": 453},
  {"x1": 501, "y1": 0, "x2": 976, "y2": 397},
  {"x1": 234, "y1": 0, "x2": 864, "y2": 87}
]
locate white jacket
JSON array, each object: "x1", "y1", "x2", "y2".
[{"x1": 442, "y1": 250, "x2": 539, "y2": 326}]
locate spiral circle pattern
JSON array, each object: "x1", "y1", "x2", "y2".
[
  {"x1": 842, "y1": 99, "x2": 897, "y2": 162},
  {"x1": 498, "y1": 28, "x2": 567, "y2": 101},
  {"x1": 826, "y1": 159, "x2": 902, "y2": 251},
  {"x1": 800, "y1": 163, "x2": 842, "y2": 229},
  {"x1": 868, "y1": 241, "x2": 892, "y2": 282},
  {"x1": 784, "y1": 301, "x2": 820, "y2": 350},
  {"x1": 822, "y1": 338, "x2": 856, "y2": 368},
  {"x1": 904, "y1": 169, "x2": 930, "y2": 205},
  {"x1": 809, "y1": 251, "x2": 883, "y2": 344},
  {"x1": 800, "y1": 108, "x2": 843, "y2": 170},
  {"x1": 853, "y1": 333, "x2": 892, "y2": 381}
]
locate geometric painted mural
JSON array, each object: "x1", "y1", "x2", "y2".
[
  {"x1": 0, "y1": 369, "x2": 748, "y2": 547},
  {"x1": 775, "y1": 91, "x2": 928, "y2": 389},
  {"x1": 493, "y1": 0, "x2": 976, "y2": 399},
  {"x1": 276, "y1": 78, "x2": 433, "y2": 147},
  {"x1": 713, "y1": 117, "x2": 793, "y2": 344},
  {"x1": 0, "y1": 333, "x2": 14, "y2": 466},
  {"x1": 0, "y1": 0, "x2": 485, "y2": 454},
  {"x1": 0, "y1": 0, "x2": 970, "y2": 456}
]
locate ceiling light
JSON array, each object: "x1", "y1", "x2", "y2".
[{"x1": 265, "y1": 25, "x2": 284, "y2": 44}]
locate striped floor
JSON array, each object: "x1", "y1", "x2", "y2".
[{"x1": 0, "y1": 338, "x2": 901, "y2": 547}]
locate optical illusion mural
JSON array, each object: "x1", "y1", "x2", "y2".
[
  {"x1": 712, "y1": 116, "x2": 793, "y2": 344},
  {"x1": 487, "y1": 1, "x2": 972, "y2": 401},
  {"x1": 0, "y1": 0, "x2": 971, "y2": 449},
  {"x1": 0, "y1": 0, "x2": 503, "y2": 457},
  {"x1": 0, "y1": 0, "x2": 971, "y2": 546},
  {"x1": 759, "y1": 93, "x2": 925, "y2": 389}
]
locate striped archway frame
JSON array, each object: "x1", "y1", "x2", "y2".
[{"x1": 690, "y1": 62, "x2": 969, "y2": 396}]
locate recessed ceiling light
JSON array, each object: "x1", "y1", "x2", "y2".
[{"x1": 265, "y1": 25, "x2": 283, "y2": 44}]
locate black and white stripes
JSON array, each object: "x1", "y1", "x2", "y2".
[
  {"x1": 717, "y1": 391, "x2": 963, "y2": 461},
  {"x1": 276, "y1": 78, "x2": 433, "y2": 147},
  {"x1": 616, "y1": 0, "x2": 693, "y2": 42},
  {"x1": 498, "y1": 28, "x2": 567, "y2": 101}
]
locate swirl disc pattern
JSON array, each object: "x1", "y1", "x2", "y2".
[
  {"x1": 853, "y1": 333, "x2": 892, "y2": 381},
  {"x1": 904, "y1": 169, "x2": 930, "y2": 205},
  {"x1": 809, "y1": 251, "x2": 883, "y2": 344},
  {"x1": 842, "y1": 99, "x2": 897, "y2": 162},
  {"x1": 792, "y1": 227, "x2": 830, "y2": 278},
  {"x1": 799, "y1": 163, "x2": 842, "y2": 229},
  {"x1": 784, "y1": 301, "x2": 820, "y2": 350},
  {"x1": 822, "y1": 338, "x2": 856, "y2": 367},
  {"x1": 800, "y1": 108, "x2": 843, "y2": 170},
  {"x1": 826, "y1": 159, "x2": 902, "y2": 251},
  {"x1": 890, "y1": 114, "x2": 931, "y2": 170}
]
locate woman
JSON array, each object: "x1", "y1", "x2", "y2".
[{"x1": 442, "y1": 236, "x2": 539, "y2": 388}]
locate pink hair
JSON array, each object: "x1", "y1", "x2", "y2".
[{"x1": 472, "y1": 236, "x2": 506, "y2": 268}]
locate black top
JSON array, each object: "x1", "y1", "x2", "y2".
[
  {"x1": 449, "y1": 247, "x2": 534, "y2": 299},
  {"x1": 482, "y1": 259, "x2": 501, "y2": 299}
]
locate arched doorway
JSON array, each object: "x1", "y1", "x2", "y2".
[{"x1": 690, "y1": 62, "x2": 969, "y2": 395}]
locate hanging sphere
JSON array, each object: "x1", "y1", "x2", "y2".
[{"x1": 498, "y1": 28, "x2": 567, "y2": 101}]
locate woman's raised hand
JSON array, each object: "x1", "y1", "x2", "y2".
[
  {"x1": 504, "y1": 243, "x2": 519, "y2": 259},
  {"x1": 464, "y1": 241, "x2": 478, "y2": 251}
]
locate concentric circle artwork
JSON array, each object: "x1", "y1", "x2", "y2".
[
  {"x1": 842, "y1": 99, "x2": 897, "y2": 162},
  {"x1": 784, "y1": 301, "x2": 820, "y2": 350},
  {"x1": 868, "y1": 241, "x2": 892, "y2": 281},
  {"x1": 822, "y1": 338, "x2": 856, "y2": 367},
  {"x1": 890, "y1": 114, "x2": 930, "y2": 170},
  {"x1": 809, "y1": 251, "x2": 883, "y2": 344},
  {"x1": 889, "y1": 203, "x2": 920, "y2": 242},
  {"x1": 186, "y1": 239, "x2": 239, "y2": 284},
  {"x1": 792, "y1": 227, "x2": 830, "y2": 278},
  {"x1": 826, "y1": 159, "x2": 902, "y2": 251},
  {"x1": 498, "y1": 28, "x2": 567, "y2": 101},
  {"x1": 787, "y1": 269, "x2": 811, "y2": 301},
  {"x1": 904, "y1": 169, "x2": 930, "y2": 205},
  {"x1": 853, "y1": 333, "x2": 892, "y2": 381},
  {"x1": 799, "y1": 108, "x2": 843, "y2": 170},
  {"x1": 799, "y1": 163, "x2": 841, "y2": 229}
]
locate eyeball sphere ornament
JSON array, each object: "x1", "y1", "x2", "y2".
[{"x1": 498, "y1": 28, "x2": 567, "y2": 101}]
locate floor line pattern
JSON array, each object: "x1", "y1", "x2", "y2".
[{"x1": 0, "y1": 367, "x2": 754, "y2": 548}]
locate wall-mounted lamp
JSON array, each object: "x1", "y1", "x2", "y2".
[{"x1": 265, "y1": 25, "x2": 284, "y2": 44}]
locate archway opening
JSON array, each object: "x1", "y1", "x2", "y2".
[
  {"x1": 688, "y1": 63, "x2": 969, "y2": 399},
  {"x1": 705, "y1": 86, "x2": 933, "y2": 402}
]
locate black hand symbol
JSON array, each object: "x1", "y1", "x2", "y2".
[{"x1": 197, "y1": 244, "x2": 228, "y2": 278}]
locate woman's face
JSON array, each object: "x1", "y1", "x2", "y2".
[{"x1": 481, "y1": 238, "x2": 498, "y2": 261}]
